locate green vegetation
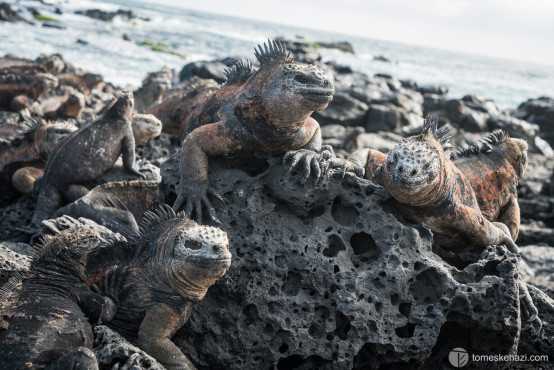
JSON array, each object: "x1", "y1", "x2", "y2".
[
  {"x1": 136, "y1": 40, "x2": 185, "y2": 58},
  {"x1": 373, "y1": 55, "x2": 391, "y2": 63},
  {"x1": 33, "y1": 14, "x2": 58, "y2": 22}
]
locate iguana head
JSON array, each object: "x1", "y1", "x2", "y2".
[
  {"x1": 251, "y1": 40, "x2": 334, "y2": 118},
  {"x1": 105, "y1": 91, "x2": 134, "y2": 121},
  {"x1": 131, "y1": 113, "x2": 162, "y2": 145},
  {"x1": 383, "y1": 118, "x2": 451, "y2": 205},
  {"x1": 131, "y1": 205, "x2": 231, "y2": 301},
  {"x1": 61, "y1": 91, "x2": 85, "y2": 118}
]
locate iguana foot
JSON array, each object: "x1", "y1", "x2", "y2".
[
  {"x1": 327, "y1": 157, "x2": 365, "y2": 178},
  {"x1": 493, "y1": 222, "x2": 521, "y2": 254},
  {"x1": 519, "y1": 280, "x2": 542, "y2": 331},
  {"x1": 284, "y1": 145, "x2": 335, "y2": 184},
  {"x1": 110, "y1": 353, "x2": 141, "y2": 370},
  {"x1": 173, "y1": 183, "x2": 223, "y2": 224},
  {"x1": 128, "y1": 167, "x2": 147, "y2": 179}
]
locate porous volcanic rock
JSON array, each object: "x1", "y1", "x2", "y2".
[
  {"x1": 160, "y1": 153, "x2": 532, "y2": 369},
  {"x1": 93, "y1": 326, "x2": 165, "y2": 370}
]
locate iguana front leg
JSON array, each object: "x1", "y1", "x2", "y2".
[
  {"x1": 173, "y1": 122, "x2": 231, "y2": 223},
  {"x1": 138, "y1": 304, "x2": 196, "y2": 370},
  {"x1": 497, "y1": 194, "x2": 520, "y2": 241},
  {"x1": 284, "y1": 119, "x2": 335, "y2": 184},
  {"x1": 122, "y1": 132, "x2": 146, "y2": 179}
]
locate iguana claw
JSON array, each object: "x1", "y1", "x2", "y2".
[
  {"x1": 173, "y1": 183, "x2": 223, "y2": 224},
  {"x1": 284, "y1": 146, "x2": 334, "y2": 185},
  {"x1": 327, "y1": 158, "x2": 365, "y2": 178}
]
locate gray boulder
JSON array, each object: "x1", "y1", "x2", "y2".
[{"x1": 160, "y1": 153, "x2": 538, "y2": 369}]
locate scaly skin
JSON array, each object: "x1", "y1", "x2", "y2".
[
  {"x1": 348, "y1": 119, "x2": 539, "y2": 327},
  {"x1": 173, "y1": 40, "x2": 335, "y2": 223},
  {"x1": 134, "y1": 68, "x2": 173, "y2": 113},
  {"x1": 132, "y1": 113, "x2": 162, "y2": 145},
  {"x1": 0, "y1": 223, "x2": 126, "y2": 369},
  {"x1": 53, "y1": 180, "x2": 160, "y2": 239},
  {"x1": 146, "y1": 76, "x2": 220, "y2": 139},
  {"x1": 86, "y1": 205, "x2": 231, "y2": 370},
  {"x1": 452, "y1": 130, "x2": 528, "y2": 241},
  {"x1": 0, "y1": 118, "x2": 76, "y2": 206},
  {"x1": 28, "y1": 92, "x2": 145, "y2": 230}
]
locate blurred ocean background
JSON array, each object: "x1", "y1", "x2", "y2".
[{"x1": 1, "y1": 0, "x2": 553, "y2": 109}]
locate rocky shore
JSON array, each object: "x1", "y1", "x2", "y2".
[{"x1": 1, "y1": 33, "x2": 553, "y2": 369}]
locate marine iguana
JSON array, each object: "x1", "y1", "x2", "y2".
[
  {"x1": 27, "y1": 92, "x2": 145, "y2": 231},
  {"x1": 0, "y1": 71, "x2": 58, "y2": 111},
  {"x1": 0, "y1": 118, "x2": 77, "y2": 206},
  {"x1": 146, "y1": 76, "x2": 220, "y2": 139},
  {"x1": 134, "y1": 68, "x2": 173, "y2": 113},
  {"x1": 43, "y1": 90, "x2": 86, "y2": 120},
  {"x1": 349, "y1": 119, "x2": 519, "y2": 253},
  {"x1": 0, "y1": 223, "x2": 127, "y2": 369},
  {"x1": 84, "y1": 205, "x2": 231, "y2": 370},
  {"x1": 452, "y1": 130, "x2": 528, "y2": 241},
  {"x1": 347, "y1": 119, "x2": 539, "y2": 325},
  {"x1": 132, "y1": 112, "x2": 162, "y2": 145},
  {"x1": 172, "y1": 40, "x2": 335, "y2": 222},
  {"x1": 53, "y1": 179, "x2": 160, "y2": 239}
]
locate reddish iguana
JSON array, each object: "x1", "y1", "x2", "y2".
[
  {"x1": 347, "y1": 119, "x2": 539, "y2": 325},
  {"x1": 452, "y1": 129, "x2": 528, "y2": 241},
  {"x1": 172, "y1": 40, "x2": 336, "y2": 222},
  {"x1": 0, "y1": 118, "x2": 77, "y2": 206},
  {"x1": 27, "y1": 92, "x2": 145, "y2": 231},
  {"x1": 84, "y1": 205, "x2": 232, "y2": 370},
  {"x1": 0, "y1": 222, "x2": 127, "y2": 369},
  {"x1": 146, "y1": 76, "x2": 220, "y2": 139}
]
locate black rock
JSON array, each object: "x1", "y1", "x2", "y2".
[
  {"x1": 179, "y1": 61, "x2": 227, "y2": 84},
  {"x1": 159, "y1": 153, "x2": 531, "y2": 369},
  {"x1": 0, "y1": 3, "x2": 27, "y2": 23},
  {"x1": 75, "y1": 8, "x2": 136, "y2": 22}
]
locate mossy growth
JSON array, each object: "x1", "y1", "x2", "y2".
[
  {"x1": 33, "y1": 14, "x2": 58, "y2": 22},
  {"x1": 136, "y1": 40, "x2": 185, "y2": 58},
  {"x1": 373, "y1": 55, "x2": 391, "y2": 63}
]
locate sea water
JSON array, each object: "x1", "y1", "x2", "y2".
[{"x1": 1, "y1": 0, "x2": 553, "y2": 109}]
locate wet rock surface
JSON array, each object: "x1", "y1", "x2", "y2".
[{"x1": 160, "y1": 153, "x2": 542, "y2": 369}]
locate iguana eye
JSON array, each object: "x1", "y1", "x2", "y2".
[
  {"x1": 187, "y1": 240, "x2": 202, "y2": 250},
  {"x1": 294, "y1": 75, "x2": 311, "y2": 84}
]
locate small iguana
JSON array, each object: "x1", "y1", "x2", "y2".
[
  {"x1": 53, "y1": 179, "x2": 160, "y2": 239},
  {"x1": 0, "y1": 118, "x2": 77, "y2": 206},
  {"x1": 0, "y1": 72, "x2": 58, "y2": 111},
  {"x1": 452, "y1": 129, "x2": 528, "y2": 241},
  {"x1": 172, "y1": 40, "x2": 335, "y2": 222},
  {"x1": 0, "y1": 222, "x2": 127, "y2": 369},
  {"x1": 43, "y1": 90, "x2": 86, "y2": 120},
  {"x1": 27, "y1": 92, "x2": 145, "y2": 230},
  {"x1": 84, "y1": 205, "x2": 232, "y2": 370},
  {"x1": 134, "y1": 68, "x2": 173, "y2": 113}
]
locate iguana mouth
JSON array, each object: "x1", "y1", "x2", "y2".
[
  {"x1": 188, "y1": 255, "x2": 232, "y2": 269},
  {"x1": 301, "y1": 87, "x2": 334, "y2": 102}
]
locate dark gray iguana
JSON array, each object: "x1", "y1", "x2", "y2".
[
  {"x1": 172, "y1": 40, "x2": 336, "y2": 223},
  {"x1": 0, "y1": 221, "x2": 127, "y2": 369},
  {"x1": 85, "y1": 205, "x2": 232, "y2": 370},
  {"x1": 53, "y1": 179, "x2": 161, "y2": 240},
  {"x1": 25, "y1": 92, "x2": 145, "y2": 232}
]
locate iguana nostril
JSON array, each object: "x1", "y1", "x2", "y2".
[
  {"x1": 398, "y1": 165, "x2": 404, "y2": 172},
  {"x1": 410, "y1": 169, "x2": 417, "y2": 176}
]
